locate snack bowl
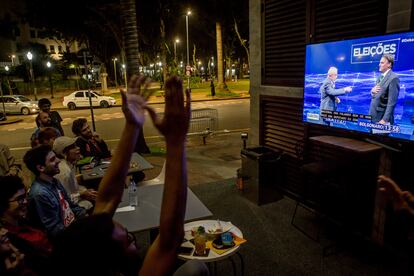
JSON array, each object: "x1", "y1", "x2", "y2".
[{"x1": 205, "y1": 221, "x2": 233, "y2": 240}]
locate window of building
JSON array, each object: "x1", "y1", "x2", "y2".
[
  {"x1": 66, "y1": 46, "x2": 70, "y2": 53},
  {"x1": 30, "y1": 30, "x2": 36, "y2": 38},
  {"x1": 58, "y1": 45, "x2": 62, "y2": 53},
  {"x1": 49, "y1": 45, "x2": 55, "y2": 54}
]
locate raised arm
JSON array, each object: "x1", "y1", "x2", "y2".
[
  {"x1": 93, "y1": 75, "x2": 152, "y2": 216},
  {"x1": 139, "y1": 76, "x2": 191, "y2": 276}
]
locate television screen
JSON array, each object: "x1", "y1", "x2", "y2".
[{"x1": 303, "y1": 32, "x2": 414, "y2": 142}]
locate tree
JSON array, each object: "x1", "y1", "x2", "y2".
[{"x1": 120, "y1": 0, "x2": 150, "y2": 154}]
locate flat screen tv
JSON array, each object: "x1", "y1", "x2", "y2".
[{"x1": 303, "y1": 31, "x2": 414, "y2": 142}]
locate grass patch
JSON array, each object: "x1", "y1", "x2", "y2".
[{"x1": 148, "y1": 146, "x2": 166, "y2": 156}]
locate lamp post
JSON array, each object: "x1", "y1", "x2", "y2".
[
  {"x1": 122, "y1": 64, "x2": 127, "y2": 89},
  {"x1": 185, "y1": 10, "x2": 191, "y2": 88},
  {"x1": 46, "y1": 61, "x2": 54, "y2": 98},
  {"x1": 1, "y1": 66, "x2": 8, "y2": 120},
  {"x1": 26, "y1": 51, "x2": 37, "y2": 100},
  {"x1": 113, "y1": 58, "x2": 118, "y2": 87},
  {"x1": 174, "y1": 38, "x2": 180, "y2": 65}
]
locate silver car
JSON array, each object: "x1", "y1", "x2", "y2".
[{"x1": 0, "y1": 95, "x2": 39, "y2": 115}]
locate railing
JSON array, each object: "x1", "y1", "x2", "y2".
[{"x1": 158, "y1": 108, "x2": 219, "y2": 144}]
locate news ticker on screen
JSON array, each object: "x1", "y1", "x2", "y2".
[{"x1": 321, "y1": 110, "x2": 401, "y2": 133}]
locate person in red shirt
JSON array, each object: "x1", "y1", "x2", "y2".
[{"x1": 0, "y1": 175, "x2": 52, "y2": 275}]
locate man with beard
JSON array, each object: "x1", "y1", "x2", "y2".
[
  {"x1": 72, "y1": 118, "x2": 111, "y2": 160},
  {"x1": 30, "y1": 112, "x2": 61, "y2": 147},
  {"x1": 23, "y1": 145, "x2": 86, "y2": 238}
]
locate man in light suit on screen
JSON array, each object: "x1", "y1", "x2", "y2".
[
  {"x1": 369, "y1": 54, "x2": 400, "y2": 125},
  {"x1": 319, "y1": 67, "x2": 352, "y2": 112}
]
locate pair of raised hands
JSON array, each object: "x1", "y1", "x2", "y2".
[{"x1": 120, "y1": 75, "x2": 191, "y2": 145}]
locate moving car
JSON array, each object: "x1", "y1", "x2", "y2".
[
  {"x1": 0, "y1": 95, "x2": 39, "y2": 115},
  {"x1": 62, "y1": 90, "x2": 116, "y2": 110}
]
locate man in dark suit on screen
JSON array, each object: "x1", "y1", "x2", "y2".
[{"x1": 369, "y1": 54, "x2": 400, "y2": 125}]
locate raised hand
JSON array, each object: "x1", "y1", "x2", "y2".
[
  {"x1": 120, "y1": 75, "x2": 153, "y2": 127},
  {"x1": 146, "y1": 76, "x2": 191, "y2": 145}
]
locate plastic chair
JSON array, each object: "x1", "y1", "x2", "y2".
[{"x1": 138, "y1": 160, "x2": 166, "y2": 186}]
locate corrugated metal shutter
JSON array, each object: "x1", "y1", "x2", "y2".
[{"x1": 262, "y1": 0, "x2": 307, "y2": 87}]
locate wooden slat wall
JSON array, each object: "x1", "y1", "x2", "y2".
[
  {"x1": 260, "y1": 95, "x2": 305, "y2": 198},
  {"x1": 262, "y1": 0, "x2": 307, "y2": 87},
  {"x1": 262, "y1": 0, "x2": 388, "y2": 87},
  {"x1": 313, "y1": 0, "x2": 388, "y2": 43}
]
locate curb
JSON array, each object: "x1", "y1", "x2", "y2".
[{"x1": 0, "y1": 118, "x2": 24, "y2": 126}]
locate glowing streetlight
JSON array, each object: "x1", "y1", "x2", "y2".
[
  {"x1": 113, "y1": 58, "x2": 118, "y2": 87},
  {"x1": 122, "y1": 64, "x2": 127, "y2": 89},
  {"x1": 5, "y1": 66, "x2": 9, "y2": 72},
  {"x1": 26, "y1": 51, "x2": 37, "y2": 100},
  {"x1": 185, "y1": 10, "x2": 191, "y2": 88},
  {"x1": 174, "y1": 38, "x2": 180, "y2": 65},
  {"x1": 45, "y1": 61, "x2": 54, "y2": 98}
]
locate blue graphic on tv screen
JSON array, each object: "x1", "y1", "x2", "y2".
[
  {"x1": 351, "y1": 38, "x2": 400, "y2": 64},
  {"x1": 303, "y1": 32, "x2": 414, "y2": 142}
]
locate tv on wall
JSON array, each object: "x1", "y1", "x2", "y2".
[{"x1": 303, "y1": 31, "x2": 414, "y2": 142}]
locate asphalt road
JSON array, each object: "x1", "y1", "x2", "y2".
[{"x1": 0, "y1": 99, "x2": 250, "y2": 157}]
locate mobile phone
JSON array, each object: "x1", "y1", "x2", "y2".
[{"x1": 178, "y1": 246, "x2": 193, "y2": 255}]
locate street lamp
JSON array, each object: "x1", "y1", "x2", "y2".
[
  {"x1": 46, "y1": 61, "x2": 54, "y2": 98},
  {"x1": 185, "y1": 10, "x2": 191, "y2": 88},
  {"x1": 174, "y1": 38, "x2": 180, "y2": 65},
  {"x1": 113, "y1": 58, "x2": 118, "y2": 87},
  {"x1": 26, "y1": 51, "x2": 37, "y2": 100},
  {"x1": 122, "y1": 64, "x2": 127, "y2": 89}
]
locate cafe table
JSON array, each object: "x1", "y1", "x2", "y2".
[
  {"x1": 178, "y1": 220, "x2": 245, "y2": 275},
  {"x1": 114, "y1": 184, "x2": 213, "y2": 233},
  {"x1": 81, "y1": 152, "x2": 153, "y2": 181}
]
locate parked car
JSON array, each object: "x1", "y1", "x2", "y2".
[
  {"x1": 0, "y1": 95, "x2": 39, "y2": 115},
  {"x1": 62, "y1": 90, "x2": 116, "y2": 110}
]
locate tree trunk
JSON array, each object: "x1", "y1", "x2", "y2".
[
  {"x1": 120, "y1": 0, "x2": 140, "y2": 77},
  {"x1": 120, "y1": 0, "x2": 150, "y2": 154},
  {"x1": 216, "y1": 22, "x2": 226, "y2": 89}
]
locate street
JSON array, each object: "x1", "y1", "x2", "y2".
[{"x1": 0, "y1": 99, "x2": 250, "y2": 158}]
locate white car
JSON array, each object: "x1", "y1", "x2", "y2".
[{"x1": 63, "y1": 90, "x2": 116, "y2": 110}]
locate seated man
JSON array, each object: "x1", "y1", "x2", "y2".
[
  {"x1": 37, "y1": 98, "x2": 64, "y2": 136},
  {"x1": 71, "y1": 118, "x2": 111, "y2": 160},
  {"x1": 52, "y1": 75, "x2": 208, "y2": 276},
  {"x1": 23, "y1": 145, "x2": 86, "y2": 238},
  {"x1": 31, "y1": 112, "x2": 61, "y2": 148},
  {"x1": 53, "y1": 136, "x2": 97, "y2": 211},
  {"x1": 0, "y1": 176, "x2": 52, "y2": 275}
]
